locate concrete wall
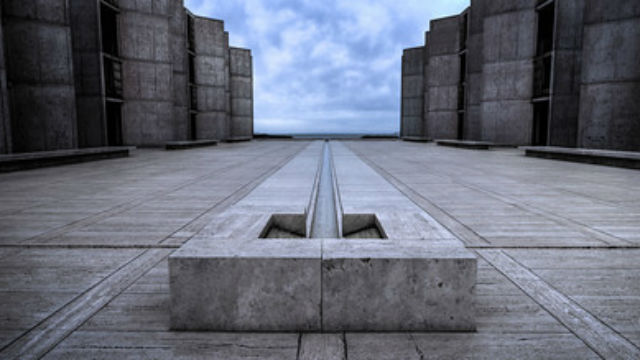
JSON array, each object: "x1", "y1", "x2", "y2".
[
  {"x1": 479, "y1": 0, "x2": 536, "y2": 145},
  {"x1": 170, "y1": 0, "x2": 189, "y2": 141},
  {"x1": 3, "y1": 0, "x2": 78, "y2": 152},
  {"x1": 426, "y1": 16, "x2": 460, "y2": 140},
  {"x1": 578, "y1": 0, "x2": 640, "y2": 151},
  {"x1": 69, "y1": 0, "x2": 105, "y2": 148},
  {"x1": 0, "y1": 5, "x2": 11, "y2": 154},
  {"x1": 193, "y1": 17, "x2": 228, "y2": 141},
  {"x1": 229, "y1": 47, "x2": 253, "y2": 140},
  {"x1": 400, "y1": 47, "x2": 425, "y2": 138},
  {"x1": 119, "y1": 0, "x2": 174, "y2": 146},
  {"x1": 465, "y1": 0, "x2": 486, "y2": 140},
  {"x1": 548, "y1": 0, "x2": 585, "y2": 147}
]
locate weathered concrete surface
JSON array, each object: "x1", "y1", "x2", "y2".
[
  {"x1": 1, "y1": 140, "x2": 639, "y2": 358},
  {"x1": 578, "y1": 1, "x2": 640, "y2": 151},
  {"x1": 119, "y1": 0, "x2": 174, "y2": 146},
  {"x1": 426, "y1": 16, "x2": 461, "y2": 140},
  {"x1": 229, "y1": 47, "x2": 253, "y2": 140},
  {"x1": 0, "y1": 4, "x2": 10, "y2": 154},
  {"x1": 3, "y1": 0, "x2": 78, "y2": 152},
  {"x1": 480, "y1": 1, "x2": 536, "y2": 145},
  {"x1": 523, "y1": 146, "x2": 640, "y2": 169},
  {"x1": 170, "y1": 0, "x2": 189, "y2": 141},
  {"x1": 401, "y1": 47, "x2": 425, "y2": 138},
  {"x1": 0, "y1": 147, "x2": 131, "y2": 173},
  {"x1": 192, "y1": 17, "x2": 228, "y2": 141}
]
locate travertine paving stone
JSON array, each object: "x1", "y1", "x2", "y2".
[{"x1": 0, "y1": 140, "x2": 638, "y2": 358}]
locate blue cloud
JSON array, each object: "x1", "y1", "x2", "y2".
[{"x1": 185, "y1": 0, "x2": 469, "y2": 134}]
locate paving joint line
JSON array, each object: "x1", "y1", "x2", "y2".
[{"x1": 477, "y1": 248, "x2": 640, "y2": 360}]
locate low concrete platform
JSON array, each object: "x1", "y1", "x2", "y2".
[
  {"x1": 224, "y1": 136, "x2": 253, "y2": 143},
  {"x1": 436, "y1": 139, "x2": 492, "y2": 149},
  {"x1": 165, "y1": 140, "x2": 218, "y2": 150},
  {"x1": 523, "y1": 146, "x2": 640, "y2": 169},
  {"x1": 0, "y1": 147, "x2": 132, "y2": 173},
  {"x1": 402, "y1": 136, "x2": 431, "y2": 142}
]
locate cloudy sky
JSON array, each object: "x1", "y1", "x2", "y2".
[{"x1": 185, "y1": 0, "x2": 470, "y2": 134}]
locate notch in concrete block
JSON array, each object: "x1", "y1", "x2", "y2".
[
  {"x1": 259, "y1": 213, "x2": 306, "y2": 238},
  {"x1": 342, "y1": 214, "x2": 387, "y2": 239}
]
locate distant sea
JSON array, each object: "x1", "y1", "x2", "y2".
[{"x1": 255, "y1": 133, "x2": 399, "y2": 139}]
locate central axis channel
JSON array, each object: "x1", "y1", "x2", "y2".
[{"x1": 310, "y1": 141, "x2": 340, "y2": 238}]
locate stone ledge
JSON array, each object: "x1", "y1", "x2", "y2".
[
  {"x1": 0, "y1": 147, "x2": 132, "y2": 173},
  {"x1": 169, "y1": 238, "x2": 476, "y2": 332},
  {"x1": 224, "y1": 136, "x2": 253, "y2": 143},
  {"x1": 402, "y1": 136, "x2": 432, "y2": 142},
  {"x1": 522, "y1": 146, "x2": 640, "y2": 170},
  {"x1": 165, "y1": 140, "x2": 218, "y2": 150},
  {"x1": 436, "y1": 139, "x2": 493, "y2": 150}
]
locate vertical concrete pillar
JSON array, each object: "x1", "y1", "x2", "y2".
[
  {"x1": 229, "y1": 47, "x2": 253, "y2": 140},
  {"x1": 223, "y1": 31, "x2": 231, "y2": 140},
  {"x1": 400, "y1": 47, "x2": 425, "y2": 138},
  {"x1": 0, "y1": 5, "x2": 11, "y2": 154},
  {"x1": 548, "y1": 0, "x2": 585, "y2": 147},
  {"x1": 479, "y1": 1, "x2": 536, "y2": 145},
  {"x1": 119, "y1": 0, "x2": 174, "y2": 146},
  {"x1": 3, "y1": 0, "x2": 78, "y2": 152},
  {"x1": 69, "y1": 0, "x2": 105, "y2": 148},
  {"x1": 170, "y1": 0, "x2": 189, "y2": 141},
  {"x1": 192, "y1": 17, "x2": 228, "y2": 141},
  {"x1": 578, "y1": 0, "x2": 640, "y2": 151},
  {"x1": 465, "y1": 0, "x2": 485, "y2": 141},
  {"x1": 426, "y1": 16, "x2": 460, "y2": 140}
]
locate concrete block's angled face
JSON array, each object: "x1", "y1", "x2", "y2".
[
  {"x1": 170, "y1": 239, "x2": 322, "y2": 331},
  {"x1": 322, "y1": 240, "x2": 476, "y2": 331},
  {"x1": 119, "y1": 13, "x2": 170, "y2": 62},
  {"x1": 482, "y1": 11, "x2": 535, "y2": 63}
]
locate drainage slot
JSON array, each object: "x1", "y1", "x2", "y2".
[
  {"x1": 342, "y1": 214, "x2": 386, "y2": 239},
  {"x1": 260, "y1": 214, "x2": 306, "y2": 238}
]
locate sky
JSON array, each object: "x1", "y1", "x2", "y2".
[{"x1": 185, "y1": 0, "x2": 470, "y2": 134}]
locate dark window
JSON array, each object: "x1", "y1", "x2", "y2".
[
  {"x1": 103, "y1": 57, "x2": 123, "y2": 98},
  {"x1": 457, "y1": 113, "x2": 465, "y2": 140},
  {"x1": 533, "y1": 2, "x2": 554, "y2": 98},
  {"x1": 100, "y1": 4, "x2": 119, "y2": 57},
  {"x1": 190, "y1": 114, "x2": 197, "y2": 140},
  {"x1": 532, "y1": 101, "x2": 549, "y2": 146},
  {"x1": 106, "y1": 101, "x2": 123, "y2": 146}
]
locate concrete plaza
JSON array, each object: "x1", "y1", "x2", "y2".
[{"x1": 0, "y1": 140, "x2": 639, "y2": 359}]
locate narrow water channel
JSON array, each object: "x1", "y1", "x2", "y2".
[{"x1": 310, "y1": 141, "x2": 340, "y2": 238}]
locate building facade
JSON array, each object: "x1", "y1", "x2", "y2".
[
  {"x1": 401, "y1": 0, "x2": 640, "y2": 151},
  {"x1": 0, "y1": 0, "x2": 253, "y2": 154}
]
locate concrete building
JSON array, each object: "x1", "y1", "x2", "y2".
[
  {"x1": 402, "y1": 0, "x2": 640, "y2": 151},
  {"x1": 0, "y1": 0, "x2": 254, "y2": 154}
]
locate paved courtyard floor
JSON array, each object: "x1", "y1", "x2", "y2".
[{"x1": 0, "y1": 140, "x2": 638, "y2": 359}]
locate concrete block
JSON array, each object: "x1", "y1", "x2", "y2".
[
  {"x1": 231, "y1": 116, "x2": 253, "y2": 138},
  {"x1": 483, "y1": 10, "x2": 535, "y2": 63},
  {"x1": 229, "y1": 48, "x2": 252, "y2": 76},
  {"x1": 194, "y1": 56, "x2": 226, "y2": 86},
  {"x1": 230, "y1": 77, "x2": 252, "y2": 98},
  {"x1": 583, "y1": 0, "x2": 640, "y2": 24},
  {"x1": 172, "y1": 73, "x2": 188, "y2": 107},
  {"x1": 119, "y1": 0, "x2": 170, "y2": 15},
  {"x1": 193, "y1": 18, "x2": 226, "y2": 57},
  {"x1": 523, "y1": 146, "x2": 640, "y2": 169},
  {"x1": 169, "y1": 239, "x2": 322, "y2": 331},
  {"x1": 581, "y1": 18, "x2": 640, "y2": 84},
  {"x1": 428, "y1": 86, "x2": 458, "y2": 111},
  {"x1": 481, "y1": 60, "x2": 533, "y2": 101},
  {"x1": 196, "y1": 86, "x2": 227, "y2": 112},
  {"x1": 9, "y1": 85, "x2": 77, "y2": 152},
  {"x1": 483, "y1": 0, "x2": 536, "y2": 15},
  {"x1": 428, "y1": 112, "x2": 458, "y2": 140},
  {"x1": 122, "y1": 101, "x2": 175, "y2": 145},
  {"x1": 119, "y1": 13, "x2": 170, "y2": 62},
  {"x1": 428, "y1": 17, "x2": 460, "y2": 56},
  {"x1": 427, "y1": 55, "x2": 459, "y2": 87},
  {"x1": 122, "y1": 62, "x2": 173, "y2": 101},
  {"x1": 402, "y1": 98, "x2": 423, "y2": 117},
  {"x1": 402, "y1": 47, "x2": 425, "y2": 75},
  {"x1": 4, "y1": 0, "x2": 68, "y2": 24},
  {"x1": 231, "y1": 99, "x2": 252, "y2": 117},
  {"x1": 321, "y1": 239, "x2": 476, "y2": 331},
  {"x1": 578, "y1": 82, "x2": 640, "y2": 151},
  {"x1": 195, "y1": 112, "x2": 227, "y2": 140},
  {"x1": 402, "y1": 75, "x2": 424, "y2": 98},
  {"x1": 481, "y1": 100, "x2": 532, "y2": 144}
]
